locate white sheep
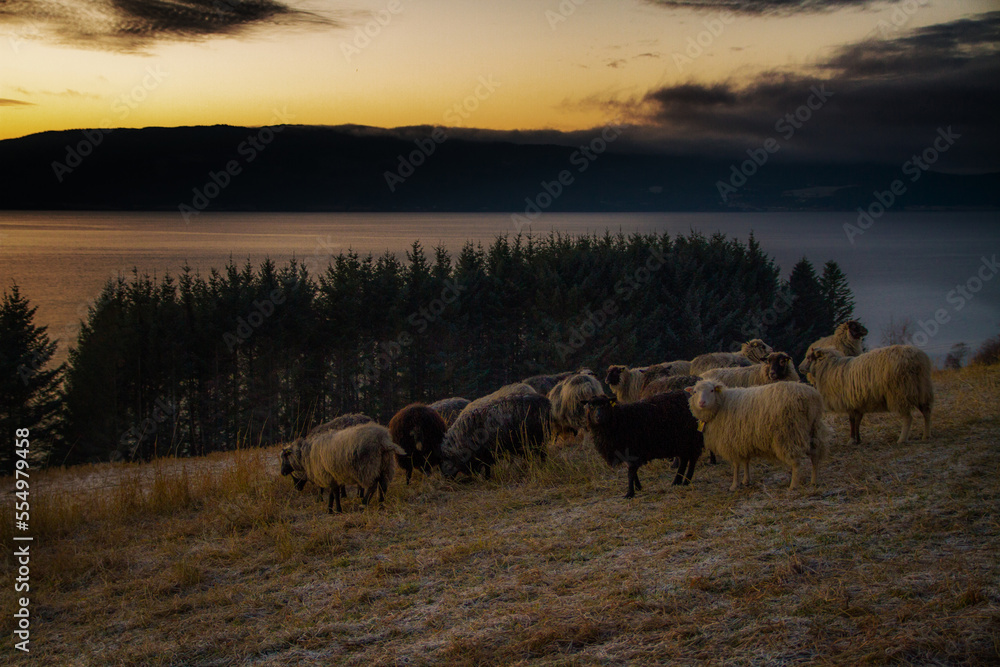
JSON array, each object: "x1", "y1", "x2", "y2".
[
  {"x1": 689, "y1": 339, "x2": 772, "y2": 375},
  {"x1": 280, "y1": 423, "x2": 405, "y2": 513},
  {"x1": 701, "y1": 352, "x2": 799, "y2": 388},
  {"x1": 806, "y1": 320, "x2": 868, "y2": 359},
  {"x1": 799, "y1": 345, "x2": 933, "y2": 444},
  {"x1": 686, "y1": 379, "x2": 830, "y2": 491}
]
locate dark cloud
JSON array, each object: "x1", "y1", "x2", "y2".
[
  {"x1": 0, "y1": 99, "x2": 35, "y2": 106},
  {"x1": 635, "y1": 12, "x2": 1000, "y2": 170},
  {"x1": 0, "y1": 0, "x2": 335, "y2": 52},
  {"x1": 645, "y1": 0, "x2": 895, "y2": 14}
]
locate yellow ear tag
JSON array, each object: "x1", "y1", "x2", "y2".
[{"x1": 697, "y1": 421, "x2": 705, "y2": 432}]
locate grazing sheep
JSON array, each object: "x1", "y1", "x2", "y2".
[
  {"x1": 280, "y1": 423, "x2": 405, "y2": 513},
  {"x1": 806, "y1": 320, "x2": 868, "y2": 359},
  {"x1": 292, "y1": 413, "x2": 375, "y2": 497},
  {"x1": 582, "y1": 392, "x2": 704, "y2": 498},
  {"x1": 522, "y1": 371, "x2": 574, "y2": 395},
  {"x1": 701, "y1": 352, "x2": 800, "y2": 388},
  {"x1": 605, "y1": 361, "x2": 694, "y2": 404},
  {"x1": 440, "y1": 394, "x2": 551, "y2": 480},
  {"x1": 639, "y1": 374, "x2": 701, "y2": 398},
  {"x1": 461, "y1": 382, "x2": 538, "y2": 415},
  {"x1": 387, "y1": 403, "x2": 448, "y2": 483},
  {"x1": 686, "y1": 379, "x2": 830, "y2": 492},
  {"x1": 799, "y1": 345, "x2": 933, "y2": 444},
  {"x1": 428, "y1": 397, "x2": 470, "y2": 427},
  {"x1": 547, "y1": 372, "x2": 605, "y2": 439}
]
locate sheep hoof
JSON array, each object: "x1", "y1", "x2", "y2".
[{"x1": 623, "y1": 492, "x2": 635, "y2": 499}]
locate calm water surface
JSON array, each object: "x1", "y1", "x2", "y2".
[{"x1": 1, "y1": 210, "x2": 998, "y2": 364}]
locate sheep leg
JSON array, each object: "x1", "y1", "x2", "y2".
[
  {"x1": 849, "y1": 411, "x2": 863, "y2": 444},
  {"x1": 362, "y1": 482, "x2": 378, "y2": 506},
  {"x1": 405, "y1": 465, "x2": 412, "y2": 485},
  {"x1": 625, "y1": 463, "x2": 640, "y2": 499},
  {"x1": 330, "y1": 486, "x2": 343, "y2": 514},
  {"x1": 788, "y1": 462, "x2": 800, "y2": 491},
  {"x1": 672, "y1": 457, "x2": 695, "y2": 485},
  {"x1": 684, "y1": 457, "x2": 697, "y2": 485},
  {"x1": 808, "y1": 449, "x2": 821, "y2": 487},
  {"x1": 378, "y1": 475, "x2": 388, "y2": 503},
  {"x1": 920, "y1": 404, "x2": 932, "y2": 440},
  {"x1": 897, "y1": 411, "x2": 913, "y2": 443},
  {"x1": 709, "y1": 450, "x2": 717, "y2": 465},
  {"x1": 729, "y1": 463, "x2": 740, "y2": 492},
  {"x1": 742, "y1": 462, "x2": 751, "y2": 487}
]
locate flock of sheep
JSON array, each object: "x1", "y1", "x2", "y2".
[{"x1": 279, "y1": 320, "x2": 935, "y2": 509}]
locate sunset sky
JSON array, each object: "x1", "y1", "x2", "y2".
[{"x1": 0, "y1": 0, "x2": 997, "y2": 168}]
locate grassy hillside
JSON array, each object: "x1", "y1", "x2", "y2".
[{"x1": 3, "y1": 367, "x2": 999, "y2": 665}]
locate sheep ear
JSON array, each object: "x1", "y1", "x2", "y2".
[
  {"x1": 713, "y1": 385, "x2": 721, "y2": 393},
  {"x1": 684, "y1": 386, "x2": 694, "y2": 394}
]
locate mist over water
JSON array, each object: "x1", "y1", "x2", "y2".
[{"x1": 1, "y1": 210, "x2": 997, "y2": 364}]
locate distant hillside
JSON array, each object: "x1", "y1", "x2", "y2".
[{"x1": 0, "y1": 124, "x2": 997, "y2": 212}]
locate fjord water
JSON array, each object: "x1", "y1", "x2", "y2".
[{"x1": 1, "y1": 210, "x2": 997, "y2": 364}]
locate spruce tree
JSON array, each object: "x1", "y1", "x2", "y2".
[
  {"x1": 820, "y1": 260, "x2": 855, "y2": 325},
  {"x1": 0, "y1": 284, "x2": 63, "y2": 468},
  {"x1": 787, "y1": 258, "x2": 831, "y2": 360}
]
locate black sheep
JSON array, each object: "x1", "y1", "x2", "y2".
[
  {"x1": 582, "y1": 391, "x2": 704, "y2": 498},
  {"x1": 388, "y1": 403, "x2": 448, "y2": 483}
]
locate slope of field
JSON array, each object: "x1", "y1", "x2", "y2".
[{"x1": 2, "y1": 367, "x2": 999, "y2": 665}]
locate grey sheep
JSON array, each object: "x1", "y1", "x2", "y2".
[
  {"x1": 547, "y1": 372, "x2": 605, "y2": 439},
  {"x1": 461, "y1": 382, "x2": 538, "y2": 416},
  {"x1": 799, "y1": 345, "x2": 933, "y2": 444},
  {"x1": 701, "y1": 352, "x2": 800, "y2": 388},
  {"x1": 686, "y1": 379, "x2": 830, "y2": 491},
  {"x1": 440, "y1": 394, "x2": 551, "y2": 480},
  {"x1": 428, "y1": 397, "x2": 471, "y2": 427},
  {"x1": 280, "y1": 423, "x2": 405, "y2": 513}
]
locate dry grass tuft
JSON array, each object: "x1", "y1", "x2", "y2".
[{"x1": 2, "y1": 367, "x2": 1000, "y2": 664}]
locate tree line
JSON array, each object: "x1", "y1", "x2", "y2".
[{"x1": 3, "y1": 231, "x2": 858, "y2": 468}]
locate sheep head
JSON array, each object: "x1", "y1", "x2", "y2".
[
  {"x1": 279, "y1": 438, "x2": 305, "y2": 476},
  {"x1": 766, "y1": 352, "x2": 793, "y2": 381},
  {"x1": 799, "y1": 346, "x2": 844, "y2": 375},
  {"x1": 685, "y1": 380, "x2": 723, "y2": 420},
  {"x1": 742, "y1": 339, "x2": 774, "y2": 362},
  {"x1": 605, "y1": 365, "x2": 626, "y2": 387},
  {"x1": 581, "y1": 395, "x2": 617, "y2": 427},
  {"x1": 845, "y1": 320, "x2": 868, "y2": 341}
]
